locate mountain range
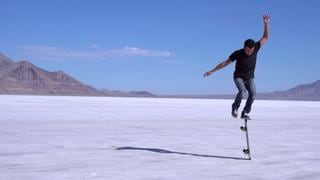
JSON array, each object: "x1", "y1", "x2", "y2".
[
  {"x1": 258, "y1": 80, "x2": 320, "y2": 101},
  {"x1": 160, "y1": 80, "x2": 320, "y2": 101},
  {"x1": 0, "y1": 52, "x2": 319, "y2": 100},
  {"x1": 0, "y1": 53, "x2": 103, "y2": 96}
]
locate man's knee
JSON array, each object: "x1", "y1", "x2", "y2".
[
  {"x1": 238, "y1": 90, "x2": 247, "y2": 98},
  {"x1": 249, "y1": 91, "x2": 256, "y2": 99}
]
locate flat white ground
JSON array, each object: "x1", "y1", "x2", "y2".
[{"x1": 0, "y1": 95, "x2": 320, "y2": 180}]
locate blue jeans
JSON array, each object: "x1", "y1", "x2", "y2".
[{"x1": 232, "y1": 78, "x2": 256, "y2": 113}]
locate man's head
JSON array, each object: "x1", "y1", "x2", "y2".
[{"x1": 244, "y1": 39, "x2": 255, "y2": 56}]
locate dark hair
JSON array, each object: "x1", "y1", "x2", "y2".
[{"x1": 244, "y1": 39, "x2": 255, "y2": 48}]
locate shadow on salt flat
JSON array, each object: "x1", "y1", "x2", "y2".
[{"x1": 116, "y1": 146, "x2": 249, "y2": 160}]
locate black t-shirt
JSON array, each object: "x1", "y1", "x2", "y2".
[{"x1": 229, "y1": 42, "x2": 261, "y2": 80}]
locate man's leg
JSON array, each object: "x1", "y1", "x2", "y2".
[
  {"x1": 232, "y1": 78, "x2": 247, "y2": 117},
  {"x1": 243, "y1": 78, "x2": 256, "y2": 114}
]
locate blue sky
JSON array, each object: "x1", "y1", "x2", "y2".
[{"x1": 1, "y1": 0, "x2": 319, "y2": 94}]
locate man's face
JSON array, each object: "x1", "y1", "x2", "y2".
[{"x1": 244, "y1": 46, "x2": 255, "y2": 56}]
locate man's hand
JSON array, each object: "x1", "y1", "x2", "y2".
[
  {"x1": 260, "y1": 15, "x2": 270, "y2": 47},
  {"x1": 203, "y1": 71, "x2": 213, "y2": 77},
  {"x1": 263, "y1": 14, "x2": 270, "y2": 24}
]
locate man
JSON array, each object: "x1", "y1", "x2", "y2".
[{"x1": 203, "y1": 15, "x2": 270, "y2": 120}]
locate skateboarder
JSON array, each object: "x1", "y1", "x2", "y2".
[{"x1": 203, "y1": 15, "x2": 270, "y2": 120}]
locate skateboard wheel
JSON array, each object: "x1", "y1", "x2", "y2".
[{"x1": 243, "y1": 149, "x2": 250, "y2": 154}]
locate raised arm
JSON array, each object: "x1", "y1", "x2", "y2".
[
  {"x1": 203, "y1": 58, "x2": 233, "y2": 77},
  {"x1": 260, "y1": 15, "x2": 270, "y2": 47}
]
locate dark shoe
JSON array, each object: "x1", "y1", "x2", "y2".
[
  {"x1": 231, "y1": 107, "x2": 238, "y2": 118},
  {"x1": 241, "y1": 111, "x2": 251, "y2": 120}
]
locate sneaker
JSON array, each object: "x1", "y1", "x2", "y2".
[
  {"x1": 231, "y1": 107, "x2": 238, "y2": 118},
  {"x1": 241, "y1": 111, "x2": 251, "y2": 120}
]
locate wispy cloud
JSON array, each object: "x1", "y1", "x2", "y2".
[
  {"x1": 88, "y1": 44, "x2": 100, "y2": 49},
  {"x1": 19, "y1": 45, "x2": 174, "y2": 61}
]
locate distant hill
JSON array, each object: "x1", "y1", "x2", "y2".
[
  {"x1": 159, "y1": 80, "x2": 320, "y2": 101},
  {"x1": 0, "y1": 53, "x2": 102, "y2": 96},
  {"x1": 258, "y1": 80, "x2": 320, "y2": 101},
  {"x1": 0, "y1": 52, "x2": 154, "y2": 97},
  {"x1": 100, "y1": 89, "x2": 155, "y2": 97}
]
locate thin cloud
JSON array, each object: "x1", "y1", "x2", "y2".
[
  {"x1": 88, "y1": 44, "x2": 100, "y2": 49},
  {"x1": 19, "y1": 45, "x2": 174, "y2": 61}
]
